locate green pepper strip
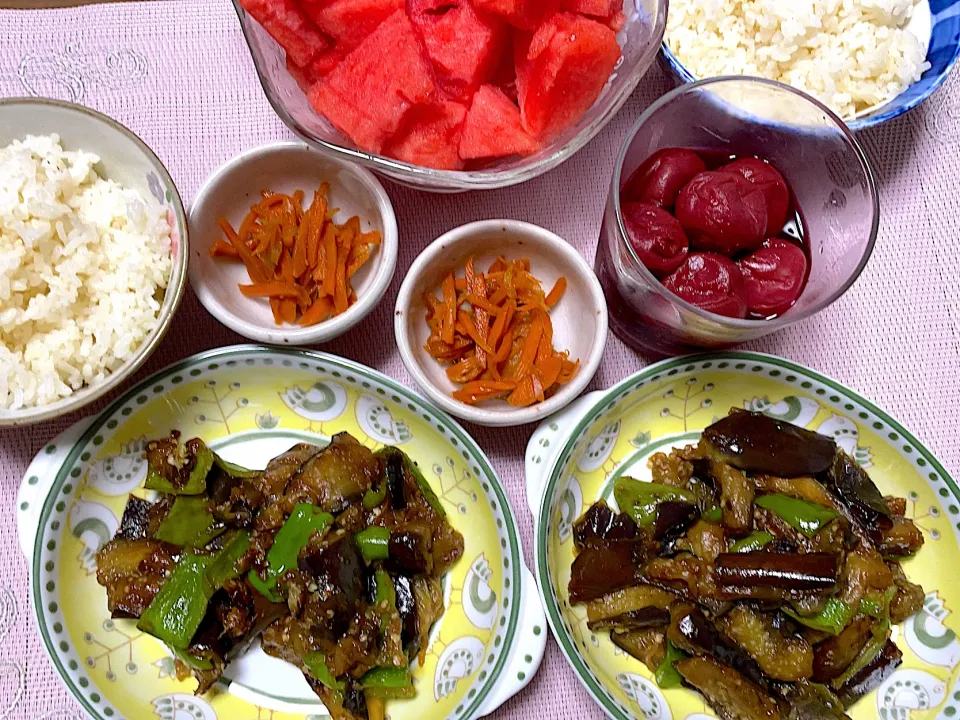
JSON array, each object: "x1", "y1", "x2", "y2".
[
  {"x1": 755, "y1": 494, "x2": 839, "y2": 537},
  {"x1": 204, "y1": 531, "x2": 251, "y2": 596},
  {"x1": 613, "y1": 478, "x2": 697, "y2": 528},
  {"x1": 137, "y1": 551, "x2": 213, "y2": 648},
  {"x1": 703, "y1": 506, "x2": 723, "y2": 523},
  {"x1": 172, "y1": 646, "x2": 214, "y2": 671},
  {"x1": 248, "y1": 503, "x2": 333, "y2": 602},
  {"x1": 784, "y1": 597, "x2": 854, "y2": 636},
  {"x1": 304, "y1": 651, "x2": 346, "y2": 691},
  {"x1": 361, "y1": 665, "x2": 413, "y2": 694},
  {"x1": 356, "y1": 527, "x2": 390, "y2": 562},
  {"x1": 859, "y1": 587, "x2": 896, "y2": 619},
  {"x1": 373, "y1": 569, "x2": 397, "y2": 634},
  {"x1": 154, "y1": 496, "x2": 225, "y2": 548},
  {"x1": 376, "y1": 448, "x2": 445, "y2": 516},
  {"x1": 654, "y1": 640, "x2": 688, "y2": 689},
  {"x1": 363, "y1": 481, "x2": 387, "y2": 509},
  {"x1": 730, "y1": 531, "x2": 774, "y2": 554},
  {"x1": 212, "y1": 453, "x2": 259, "y2": 479},
  {"x1": 364, "y1": 685, "x2": 416, "y2": 700},
  {"x1": 832, "y1": 618, "x2": 891, "y2": 689},
  {"x1": 144, "y1": 440, "x2": 213, "y2": 496}
]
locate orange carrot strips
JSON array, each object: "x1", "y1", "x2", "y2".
[
  {"x1": 545, "y1": 277, "x2": 567, "y2": 307},
  {"x1": 441, "y1": 272, "x2": 456, "y2": 345},
  {"x1": 422, "y1": 256, "x2": 578, "y2": 408},
  {"x1": 212, "y1": 183, "x2": 377, "y2": 326}
]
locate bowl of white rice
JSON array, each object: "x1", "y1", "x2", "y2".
[
  {"x1": 661, "y1": 0, "x2": 960, "y2": 130},
  {"x1": 0, "y1": 98, "x2": 188, "y2": 427}
]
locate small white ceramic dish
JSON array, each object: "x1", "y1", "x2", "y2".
[
  {"x1": 0, "y1": 98, "x2": 188, "y2": 428},
  {"x1": 394, "y1": 220, "x2": 608, "y2": 427},
  {"x1": 189, "y1": 141, "x2": 398, "y2": 345}
]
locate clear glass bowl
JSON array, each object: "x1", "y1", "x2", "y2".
[
  {"x1": 596, "y1": 76, "x2": 880, "y2": 356},
  {"x1": 232, "y1": 0, "x2": 666, "y2": 192}
]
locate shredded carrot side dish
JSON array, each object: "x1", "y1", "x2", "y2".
[
  {"x1": 210, "y1": 184, "x2": 380, "y2": 326},
  {"x1": 423, "y1": 256, "x2": 579, "y2": 407}
]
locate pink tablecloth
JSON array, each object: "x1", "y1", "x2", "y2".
[{"x1": 1, "y1": 1, "x2": 959, "y2": 718}]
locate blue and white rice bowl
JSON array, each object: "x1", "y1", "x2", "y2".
[{"x1": 659, "y1": 0, "x2": 960, "y2": 131}]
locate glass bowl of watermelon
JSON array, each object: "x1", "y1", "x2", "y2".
[{"x1": 233, "y1": 0, "x2": 667, "y2": 191}]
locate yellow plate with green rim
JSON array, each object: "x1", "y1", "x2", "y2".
[
  {"x1": 18, "y1": 345, "x2": 546, "y2": 720},
  {"x1": 527, "y1": 351, "x2": 958, "y2": 720}
]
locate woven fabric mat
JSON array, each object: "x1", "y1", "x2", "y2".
[{"x1": 0, "y1": 1, "x2": 958, "y2": 718}]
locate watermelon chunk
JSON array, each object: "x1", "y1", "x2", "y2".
[
  {"x1": 516, "y1": 12, "x2": 621, "y2": 140},
  {"x1": 560, "y1": 0, "x2": 621, "y2": 18},
  {"x1": 299, "y1": 0, "x2": 403, "y2": 50},
  {"x1": 408, "y1": 0, "x2": 507, "y2": 102},
  {"x1": 384, "y1": 100, "x2": 468, "y2": 169},
  {"x1": 240, "y1": 0, "x2": 329, "y2": 67},
  {"x1": 459, "y1": 85, "x2": 537, "y2": 160},
  {"x1": 472, "y1": 0, "x2": 556, "y2": 30},
  {"x1": 310, "y1": 10, "x2": 435, "y2": 152}
]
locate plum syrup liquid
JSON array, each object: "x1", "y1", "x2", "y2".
[{"x1": 595, "y1": 152, "x2": 811, "y2": 356}]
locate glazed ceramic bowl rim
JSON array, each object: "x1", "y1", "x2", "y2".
[
  {"x1": 29, "y1": 344, "x2": 524, "y2": 720},
  {"x1": 231, "y1": 0, "x2": 669, "y2": 191},
  {"x1": 394, "y1": 219, "x2": 608, "y2": 427},
  {"x1": 532, "y1": 349, "x2": 959, "y2": 720},
  {"x1": 188, "y1": 141, "x2": 399, "y2": 345},
  {"x1": 612, "y1": 75, "x2": 880, "y2": 332},
  {"x1": 0, "y1": 97, "x2": 189, "y2": 428}
]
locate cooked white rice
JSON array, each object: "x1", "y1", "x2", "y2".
[
  {"x1": 0, "y1": 134, "x2": 173, "y2": 410},
  {"x1": 666, "y1": 0, "x2": 931, "y2": 119}
]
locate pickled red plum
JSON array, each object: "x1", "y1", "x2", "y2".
[
  {"x1": 622, "y1": 202, "x2": 689, "y2": 278},
  {"x1": 738, "y1": 238, "x2": 808, "y2": 317},
  {"x1": 662, "y1": 252, "x2": 748, "y2": 319},
  {"x1": 675, "y1": 171, "x2": 768, "y2": 255},
  {"x1": 721, "y1": 158, "x2": 790, "y2": 236},
  {"x1": 622, "y1": 148, "x2": 706, "y2": 209}
]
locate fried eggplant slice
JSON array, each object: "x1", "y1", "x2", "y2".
[
  {"x1": 675, "y1": 655, "x2": 780, "y2": 720},
  {"x1": 702, "y1": 411, "x2": 837, "y2": 477}
]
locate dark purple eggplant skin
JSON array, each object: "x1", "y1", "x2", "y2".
[
  {"x1": 702, "y1": 411, "x2": 837, "y2": 476},
  {"x1": 299, "y1": 535, "x2": 367, "y2": 605},
  {"x1": 573, "y1": 501, "x2": 638, "y2": 549},
  {"x1": 654, "y1": 501, "x2": 701, "y2": 540},
  {"x1": 388, "y1": 530, "x2": 430, "y2": 574},
  {"x1": 386, "y1": 451, "x2": 407, "y2": 510},
  {"x1": 587, "y1": 606, "x2": 670, "y2": 631},
  {"x1": 714, "y1": 552, "x2": 840, "y2": 590},
  {"x1": 569, "y1": 542, "x2": 649, "y2": 603},
  {"x1": 822, "y1": 451, "x2": 893, "y2": 541},
  {"x1": 116, "y1": 496, "x2": 152, "y2": 540},
  {"x1": 836, "y1": 641, "x2": 902, "y2": 708},
  {"x1": 813, "y1": 616, "x2": 874, "y2": 683},
  {"x1": 676, "y1": 607, "x2": 768, "y2": 689},
  {"x1": 394, "y1": 574, "x2": 418, "y2": 650}
]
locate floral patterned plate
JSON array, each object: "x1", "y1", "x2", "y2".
[
  {"x1": 527, "y1": 351, "x2": 959, "y2": 720},
  {"x1": 17, "y1": 345, "x2": 546, "y2": 720}
]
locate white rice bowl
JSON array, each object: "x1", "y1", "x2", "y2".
[
  {"x1": 0, "y1": 134, "x2": 173, "y2": 410},
  {"x1": 666, "y1": 0, "x2": 932, "y2": 119}
]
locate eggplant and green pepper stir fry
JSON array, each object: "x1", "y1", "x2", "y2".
[
  {"x1": 95, "y1": 431, "x2": 463, "y2": 720},
  {"x1": 569, "y1": 410, "x2": 926, "y2": 720}
]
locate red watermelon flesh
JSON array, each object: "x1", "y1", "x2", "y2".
[
  {"x1": 516, "y1": 12, "x2": 621, "y2": 140},
  {"x1": 240, "y1": 0, "x2": 329, "y2": 67},
  {"x1": 560, "y1": 0, "x2": 621, "y2": 18},
  {"x1": 472, "y1": 0, "x2": 556, "y2": 30},
  {"x1": 384, "y1": 100, "x2": 468, "y2": 169},
  {"x1": 408, "y1": 0, "x2": 507, "y2": 102},
  {"x1": 459, "y1": 84, "x2": 537, "y2": 159},
  {"x1": 286, "y1": 44, "x2": 348, "y2": 94},
  {"x1": 310, "y1": 10, "x2": 435, "y2": 152},
  {"x1": 299, "y1": 0, "x2": 403, "y2": 50}
]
